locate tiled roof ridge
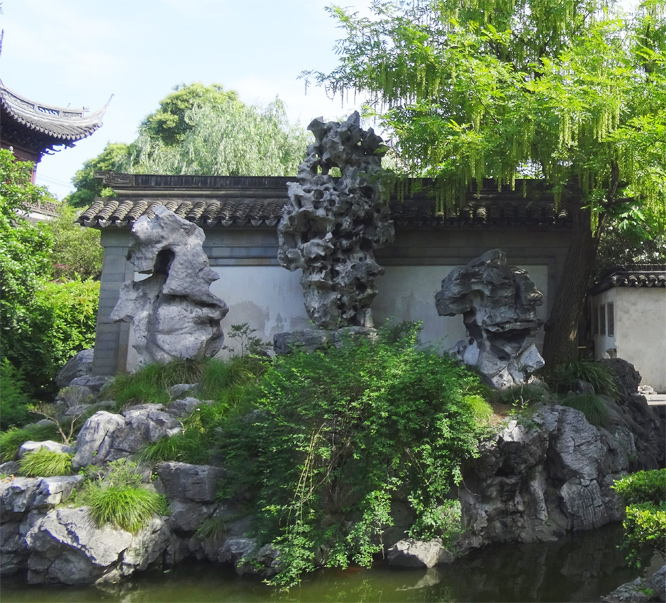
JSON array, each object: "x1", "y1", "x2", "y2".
[
  {"x1": 79, "y1": 196, "x2": 571, "y2": 229},
  {"x1": 591, "y1": 265, "x2": 666, "y2": 294},
  {"x1": 0, "y1": 78, "x2": 110, "y2": 141}
]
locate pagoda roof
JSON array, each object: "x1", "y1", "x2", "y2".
[{"x1": 0, "y1": 78, "x2": 109, "y2": 147}]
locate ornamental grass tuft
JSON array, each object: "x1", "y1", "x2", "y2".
[
  {"x1": 562, "y1": 393, "x2": 611, "y2": 427},
  {"x1": 19, "y1": 448, "x2": 72, "y2": 477},
  {"x1": 87, "y1": 485, "x2": 164, "y2": 533}
]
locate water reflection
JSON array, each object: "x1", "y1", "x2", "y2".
[{"x1": 1, "y1": 524, "x2": 642, "y2": 603}]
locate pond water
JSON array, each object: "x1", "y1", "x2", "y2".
[{"x1": 1, "y1": 524, "x2": 648, "y2": 603}]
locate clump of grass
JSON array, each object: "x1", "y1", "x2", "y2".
[
  {"x1": 494, "y1": 383, "x2": 549, "y2": 407},
  {"x1": 102, "y1": 357, "x2": 206, "y2": 407},
  {"x1": 198, "y1": 356, "x2": 266, "y2": 402},
  {"x1": 87, "y1": 486, "x2": 165, "y2": 533},
  {"x1": 74, "y1": 459, "x2": 166, "y2": 533},
  {"x1": 19, "y1": 448, "x2": 73, "y2": 477},
  {"x1": 547, "y1": 360, "x2": 619, "y2": 398},
  {"x1": 0, "y1": 423, "x2": 60, "y2": 462},
  {"x1": 562, "y1": 393, "x2": 612, "y2": 427},
  {"x1": 195, "y1": 515, "x2": 227, "y2": 541}
]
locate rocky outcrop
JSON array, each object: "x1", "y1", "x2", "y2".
[
  {"x1": 25, "y1": 508, "x2": 171, "y2": 584},
  {"x1": 111, "y1": 205, "x2": 228, "y2": 368},
  {"x1": 277, "y1": 111, "x2": 393, "y2": 330},
  {"x1": 56, "y1": 349, "x2": 95, "y2": 389},
  {"x1": 602, "y1": 565, "x2": 666, "y2": 602},
  {"x1": 387, "y1": 538, "x2": 455, "y2": 568},
  {"x1": 459, "y1": 396, "x2": 663, "y2": 549},
  {"x1": 72, "y1": 405, "x2": 182, "y2": 469},
  {"x1": 436, "y1": 249, "x2": 544, "y2": 388}
]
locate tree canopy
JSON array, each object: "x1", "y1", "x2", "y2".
[
  {"x1": 67, "y1": 84, "x2": 310, "y2": 207},
  {"x1": 308, "y1": 0, "x2": 666, "y2": 363}
]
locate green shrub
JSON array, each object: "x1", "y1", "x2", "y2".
[
  {"x1": 19, "y1": 448, "x2": 72, "y2": 477},
  {"x1": 198, "y1": 355, "x2": 265, "y2": 403},
  {"x1": 547, "y1": 360, "x2": 619, "y2": 398},
  {"x1": 0, "y1": 359, "x2": 32, "y2": 429},
  {"x1": 0, "y1": 423, "x2": 60, "y2": 462},
  {"x1": 619, "y1": 502, "x2": 666, "y2": 568},
  {"x1": 88, "y1": 486, "x2": 165, "y2": 533},
  {"x1": 562, "y1": 393, "x2": 612, "y2": 427},
  {"x1": 613, "y1": 470, "x2": 666, "y2": 568},
  {"x1": 613, "y1": 469, "x2": 666, "y2": 507},
  {"x1": 6, "y1": 279, "x2": 99, "y2": 399},
  {"x1": 219, "y1": 323, "x2": 489, "y2": 586},
  {"x1": 407, "y1": 499, "x2": 462, "y2": 542}
]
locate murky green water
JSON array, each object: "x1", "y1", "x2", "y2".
[{"x1": 1, "y1": 525, "x2": 648, "y2": 602}]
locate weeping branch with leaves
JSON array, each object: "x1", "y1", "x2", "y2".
[{"x1": 306, "y1": 0, "x2": 666, "y2": 364}]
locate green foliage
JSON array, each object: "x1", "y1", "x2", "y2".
[
  {"x1": 66, "y1": 85, "x2": 310, "y2": 208},
  {"x1": 75, "y1": 459, "x2": 166, "y2": 533},
  {"x1": 547, "y1": 360, "x2": 619, "y2": 398},
  {"x1": 310, "y1": 1, "x2": 666, "y2": 230},
  {"x1": 103, "y1": 358, "x2": 207, "y2": 407},
  {"x1": 130, "y1": 96, "x2": 309, "y2": 177},
  {"x1": 8, "y1": 279, "x2": 99, "y2": 398},
  {"x1": 219, "y1": 324, "x2": 489, "y2": 586},
  {"x1": 0, "y1": 423, "x2": 60, "y2": 462},
  {"x1": 47, "y1": 205, "x2": 104, "y2": 280},
  {"x1": 495, "y1": 383, "x2": 549, "y2": 408},
  {"x1": 140, "y1": 83, "x2": 241, "y2": 146},
  {"x1": 407, "y1": 499, "x2": 462, "y2": 542},
  {"x1": 613, "y1": 470, "x2": 666, "y2": 568},
  {"x1": 65, "y1": 142, "x2": 130, "y2": 208},
  {"x1": 195, "y1": 515, "x2": 227, "y2": 541},
  {"x1": 1, "y1": 149, "x2": 100, "y2": 397},
  {"x1": 19, "y1": 448, "x2": 72, "y2": 477},
  {"x1": 613, "y1": 469, "x2": 666, "y2": 507},
  {"x1": 0, "y1": 359, "x2": 32, "y2": 429},
  {"x1": 222, "y1": 323, "x2": 271, "y2": 358},
  {"x1": 619, "y1": 502, "x2": 666, "y2": 568},
  {"x1": 561, "y1": 393, "x2": 612, "y2": 428},
  {"x1": 87, "y1": 486, "x2": 165, "y2": 533}
]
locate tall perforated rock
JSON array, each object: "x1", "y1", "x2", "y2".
[
  {"x1": 111, "y1": 206, "x2": 228, "y2": 367},
  {"x1": 436, "y1": 249, "x2": 544, "y2": 388},
  {"x1": 278, "y1": 112, "x2": 394, "y2": 329}
]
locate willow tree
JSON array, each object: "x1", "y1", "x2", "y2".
[{"x1": 307, "y1": 0, "x2": 666, "y2": 364}]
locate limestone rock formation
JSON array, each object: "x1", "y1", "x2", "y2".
[
  {"x1": 111, "y1": 205, "x2": 228, "y2": 368},
  {"x1": 387, "y1": 538, "x2": 455, "y2": 569},
  {"x1": 458, "y1": 395, "x2": 664, "y2": 549},
  {"x1": 436, "y1": 249, "x2": 544, "y2": 388},
  {"x1": 278, "y1": 111, "x2": 394, "y2": 329},
  {"x1": 71, "y1": 405, "x2": 182, "y2": 469},
  {"x1": 56, "y1": 349, "x2": 94, "y2": 389}
]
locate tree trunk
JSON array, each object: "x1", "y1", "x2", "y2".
[{"x1": 542, "y1": 202, "x2": 603, "y2": 367}]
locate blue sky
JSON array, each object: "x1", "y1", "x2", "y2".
[
  {"x1": 0, "y1": 0, "x2": 369, "y2": 198},
  {"x1": 1, "y1": 0, "x2": 638, "y2": 200}
]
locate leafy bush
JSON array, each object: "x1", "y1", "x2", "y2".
[
  {"x1": 6, "y1": 279, "x2": 99, "y2": 399},
  {"x1": 19, "y1": 448, "x2": 72, "y2": 477},
  {"x1": 219, "y1": 324, "x2": 490, "y2": 586},
  {"x1": 407, "y1": 499, "x2": 462, "y2": 542},
  {"x1": 547, "y1": 360, "x2": 619, "y2": 398},
  {"x1": 619, "y1": 502, "x2": 666, "y2": 568},
  {"x1": 0, "y1": 423, "x2": 60, "y2": 462},
  {"x1": 0, "y1": 359, "x2": 32, "y2": 429},
  {"x1": 613, "y1": 469, "x2": 666, "y2": 507},
  {"x1": 613, "y1": 470, "x2": 666, "y2": 568},
  {"x1": 562, "y1": 393, "x2": 612, "y2": 427}
]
